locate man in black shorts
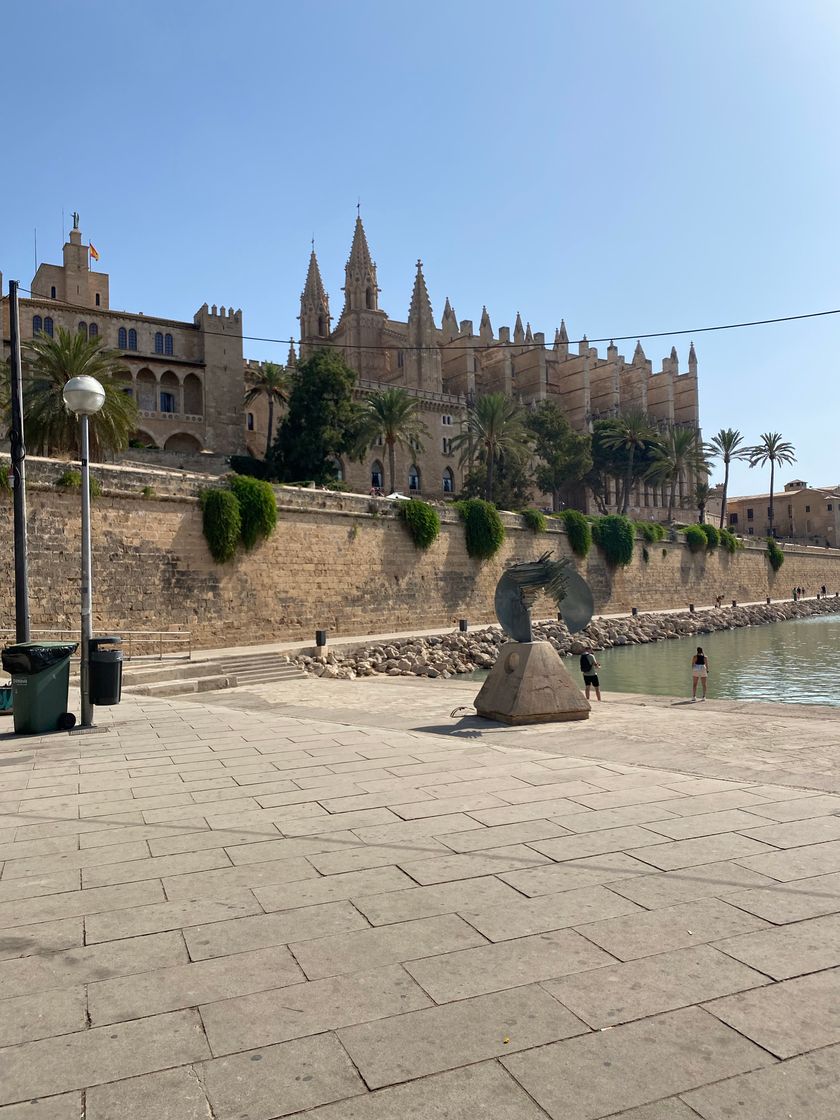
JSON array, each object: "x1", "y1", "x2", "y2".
[{"x1": 579, "y1": 648, "x2": 601, "y2": 701}]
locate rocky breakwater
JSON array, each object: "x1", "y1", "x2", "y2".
[{"x1": 295, "y1": 598, "x2": 840, "y2": 680}]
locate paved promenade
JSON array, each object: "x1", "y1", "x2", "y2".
[{"x1": 0, "y1": 680, "x2": 838, "y2": 1118}]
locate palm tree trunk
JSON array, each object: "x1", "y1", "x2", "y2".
[
  {"x1": 265, "y1": 396, "x2": 274, "y2": 460},
  {"x1": 719, "y1": 461, "x2": 729, "y2": 530},
  {"x1": 622, "y1": 449, "x2": 635, "y2": 515},
  {"x1": 486, "y1": 455, "x2": 495, "y2": 503},
  {"x1": 387, "y1": 439, "x2": 396, "y2": 495},
  {"x1": 769, "y1": 459, "x2": 775, "y2": 537},
  {"x1": 553, "y1": 487, "x2": 561, "y2": 513},
  {"x1": 668, "y1": 477, "x2": 677, "y2": 522}
]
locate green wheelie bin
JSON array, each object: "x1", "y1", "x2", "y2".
[{"x1": 1, "y1": 642, "x2": 78, "y2": 734}]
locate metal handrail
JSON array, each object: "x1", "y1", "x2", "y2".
[{"x1": 0, "y1": 629, "x2": 191, "y2": 662}]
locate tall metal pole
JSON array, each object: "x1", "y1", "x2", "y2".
[
  {"x1": 7, "y1": 281, "x2": 30, "y2": 643},
  {"x1": 80, "y1": 414, "x2": 93, "y2": 727}
]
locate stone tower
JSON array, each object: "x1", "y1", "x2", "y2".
[
  {"x1": 299, "y1": 250, "x2": 331, "y2": 357},
  {"x1": 405, "y1": 260, "x2": 443, "y2": 393},
  {"x1": 335, "y1": 216, "x2": 389, "y2": 378},
  {"x1": 342, "y1": 216, "x2": 379, "y2": 313}
]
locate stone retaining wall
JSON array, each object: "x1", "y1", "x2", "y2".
[{"x1": 2, "y1": 464, "x2": 840, "y2": 648}]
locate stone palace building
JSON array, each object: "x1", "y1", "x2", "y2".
[{"x1": 3, "y1": 215, "x2": 700, "y2": 513}]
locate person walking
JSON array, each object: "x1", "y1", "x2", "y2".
[
  {"x1": 691, "y1": 646, "x2": 709, "y2": 701},
  {"x1": 579, "y1": 648, "x2": 602, "y2": 701}
]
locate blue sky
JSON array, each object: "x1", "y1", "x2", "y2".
[{"x1": 3, "y1": 0, "x2": 839, "y2": 494}]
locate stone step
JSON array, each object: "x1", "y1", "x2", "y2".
[
  {"x1": 124, "y1": 674, "x2": 233, "y2": 698},
  {"x1": 231, "y1": 669, "x2": 304, "y2": 685}
]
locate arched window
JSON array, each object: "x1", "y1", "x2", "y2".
[
  {"x1": 88, "y1": 323, "x2": 98, "y2": 338},
  {"x1": 50, "y1": 286, "x2": 56, "y2": 299},
  {"x1": 128, "y1": 328, "x2": 137, "y2": 351},
  {"x1": 118, "y1": 327, "x2": 127, "y2": 349},
  {"x1": 247, "y1": 413, "x2": 255, "y2": 432},
  {"x1": 330, "y1": 458, "x2": 344, "y2": 481},
  {"x1": 95, "y1": 293, "x2": 101, "y2": 307},
  {"x1": 371, "y1": 460, "x2": 384, "y2": 490},
  {"x1": 408, "y1": 465, "x2": 421, "y2": 492},
  {"x1": 443, "y1": 468, "x2": 454, "y2": 494},
  {"x1": 43, "y1": 317, "x2": 53, "y2": 337},
  {"x1": 160, "y1": 371, "x2": 179, "y2": 414},
  {"x1": 32, "y1": 315, "x2": 42, "y2": 335},
  {"x1": 164, "y1": 333, "x2": 174, "y2": 355},
  {"x1": 154, "y1": 332, "x2": 164, "y2": 354},
  {"x1": 78, "y1": 321, "x2": 88, "y2": 336}
]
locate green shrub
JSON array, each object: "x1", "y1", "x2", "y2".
[
  {"x1": 699, "y1": 523, "x2": 720, "y2": 549},
  {"x1": 682, "y1": 524, "x2": 707, "y2": 553},
  {"x1": 228, "y1": 475, "x2": 277, "y2": 550},
  {"x1": 200, "y1": 488, "x2": 241, "y2": 563},
  {"x1": 141, "y1": 485, "x2": 155, "y2": 499},
  {"x1": 591, "y1": 514, "x2": 635, "y2": 567},
  {"x1": 457, "y1": 498, "x2": 505, "y2": 560},
  {"x1": 559, "y1": 509, "x2": 592, "y2": 558},
  {"x1": 719, "y1": 528, "x2": 740, "y2": 554},
  {"x1": 229, "y1": 454, "x2": 271, "y2": 481},
  {"x1": 399, "y1": 499, "x2": 441, "y2": 550},
  {"x1": 520, "y1": 508, "x2": 547, "y2": 534},
  {"x1": 635, "y1": 520, "x2": 666, "y2": 543},
  {"x1": 55, "y1": 469, "x2": 101, "y2": 497},
  {"x1": 767, "y1": 537, "x2": 784, "y2": 572}
]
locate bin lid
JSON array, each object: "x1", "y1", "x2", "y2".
[
  {"x1": 2, "y1": 641, "x2": 79, "y2": 675},
  {"x1": 89, "y1": 636, "x2": 122, "y2": 649}
]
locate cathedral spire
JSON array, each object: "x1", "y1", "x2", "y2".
[
  {"x1": 441, "y1": 296, "x2": 459, "y2": 342},
  {"x1": 513, "y1": 311, "x2": 524, "y2": 345},
  {"x1": 479, "y1": 305, "x2": 493, "y2": 342},
  {"x1": 342, "y1": 215, "x2": 379, "y2": 313},
  {"x1": 633, "y1": 339, "x2": 646, "y2": 364},
  {"x1": 524, "y1": 321, "x2": 533, "y2": 344},
  {"x1": 287, "y1": 340, "x2": 297, "y2": 368},
  {"x1": 299, "y1": 248, "x2": 331, "y2": 344},
  {"x1": 408, "y1": 259, "x2": 435, "y2": 331},
  {"x1": 688, "y1": 340, "x2": 697, "y2": 374}
]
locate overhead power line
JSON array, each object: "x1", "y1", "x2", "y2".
[{"x1": 13, "y1": 284, "x2": 840, "y2": 355}]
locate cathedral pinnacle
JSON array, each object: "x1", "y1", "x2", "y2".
[
  {"x1": 524, "y1": 321, "x2": 533, "y2": 344},
  {"x1": 302, "y1": 250, "x2": 327, "y2": 305},
  {"x1": 633, "y1": 339, "x2": 646, "y2": 363},
  {"x1": 513, "y1": 312, "x2": 524, "y2": 345},
  {"x1": 479, "y1": 305, "x2": 493, "y2": 342},
  {"x1": 408, "y1": 258, "x2": 435, "y2": 331},
  {"x1": 342, "y1": 214, "x2": 379, "y2": 313}
]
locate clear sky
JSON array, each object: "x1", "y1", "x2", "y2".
[{"x1": 3, "y1": 0, "x2": 839, "y2": 495}]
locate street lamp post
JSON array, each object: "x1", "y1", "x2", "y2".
[{"x1": 62, "y1": 376, "x2": 106, "y2": 727}]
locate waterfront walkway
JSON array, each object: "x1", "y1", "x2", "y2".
[{"x1": 0, "y1": 679, "x2": 838, "y2": 1118}]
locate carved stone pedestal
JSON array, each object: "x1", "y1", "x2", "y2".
[{"x1": 474, "y1": 641, "x2": 591, "y2": 725}]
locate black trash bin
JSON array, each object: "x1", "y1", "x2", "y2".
[
  {"x1": 89, "y1": 637, "x2": 123, "y2": 706},
  {"x1": 1, "y1": 642, "x2": 78, "y2": 734}
]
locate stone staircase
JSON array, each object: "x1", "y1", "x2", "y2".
[{"x1": 118, "y1": 652, "x2": 306, "y2": 698}]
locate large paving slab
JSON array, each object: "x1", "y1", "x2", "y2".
[{"x1": 501, "y1": 1007, "x2": 774, "y2": 1120}]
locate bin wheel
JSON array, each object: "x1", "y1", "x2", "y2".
[{"x1": 57, "y1": 712, "x2": 77, "y2": 731}]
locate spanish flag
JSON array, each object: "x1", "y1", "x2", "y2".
[{"x1": 89, "y1": 244, "x2": 100, "y2": 261}]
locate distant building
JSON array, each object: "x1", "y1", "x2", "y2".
[
  {"x1": 0, "y1": 217, "x2": 245, "y2": 458},
  {"x1": 726, "y1": 479, "x2": 840, "y2": 546},
  {"x1": 247, "y1": 215, "x2": 701, "y2": 507}
]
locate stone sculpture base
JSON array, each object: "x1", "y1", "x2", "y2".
[{"x1": 474, "y1": 641, "x2": 591, "y2": 725}]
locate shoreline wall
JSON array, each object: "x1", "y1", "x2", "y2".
[{"x1": 3, "y1": 459, "x2": 840, "y2": 649}]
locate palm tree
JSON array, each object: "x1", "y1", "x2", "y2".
[
  {"x1": 451, "y1": 392, "x2": 533, "y2": 503},
  {"x1": 694, "y1": 480, "x2": 711, "y2": 523},
  {"x1": 359, "y1": 387, "x2": 430, "y2": 494},
  {"x1": 746, "y1": 432, "x2": 797, "y2": 537},
  {"x1": 244, "y1": 361, "x2": 289, "y2": 459},
  {"x1": 707, "y1": 428, "x2": 749, "y2": 529},
  {"x1": 23, "y1": 328, "x2": 138, "y2": 459},
  {"x1": 599, "y1": 410, "x2": 656, "y2": 514},
  {"x1": 646, "y1": 425, "x2": 707, "y2": 522}
]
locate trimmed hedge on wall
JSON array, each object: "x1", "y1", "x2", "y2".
[
  {"x1": 559, "y1": 509, "x2": 592, "y2": 558},
  {"x1": 591, "y1": 514, "x2": 635, "y2": 567},
  {"x1": 683, "y1": 524, "x2": 708, "y2": 554},
  {"x1": 520, "y1": 508, "x2": 547, "y2": 533},
  {"x1": 399, "y1": 499, "x2": 441, "y2": 550},
  {"x1": 229, "y1": 475, "x2": 278, "y2": 550},
  {"x1": 200, "y1": 488, "x2": 242, "y2": 563},
  {"x1": 457, "y1": 498, "x2": 506, "y2": 560}
]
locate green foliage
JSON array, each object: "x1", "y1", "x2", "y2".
[
  {"x1": 141, "y1": 485, "x2": 155, "y2": 498},
  {"x1": 586, "y1": 417, "x2": 661, "y2": 514},
  {"x1": 55, "y1": 469, "x2": 101, "y2": 498},
  {"x1": 460, "y1": 454, "x2": 532, "y2": 511},
  {"x1": 229, "y1": 454, "x2": 272, "y2": 480},
  {"x1": 526, "y1": 400, "x2": 592, "y2": 510},
  {"x1": 635, "y1": 520, "x2": 666, "y2": 543},
  {"x1": 451, "y1": 393, "x2": 533, "y2": 504},
  {"x1": 682, "y1": 524, "x2": 708, "y2": 553},
  {"x1": 767, "y1": 537, "x2": 785, "y2": 572},
  {"x1": 558, "y1": 508, "x2": 592, "y2": 558},
  {"x1": 200, "y1": 488, "x2": 241, "y2": 563},
  {"x1": 358, "y1": 388, "x2": 431, "y2": 495},
  {"x1": 23, "y1": 328, "x2": 138, "y2": 459},
  {"x1": 591, "y1": 514, "x2": 635, "y2": 566},
  {"x1": 244, "y1": 361, "x2": 289, "y2": 459},
  {"x1": 699, "y1": 523, "x2": 720, "y2": 549},
  {"x1": 270, "y1": 350, "x2": 363, "y2": 484},
  {"x1": 719, "y1": 528, "x2": 740, "y2": 554},
  {"x1": 228, "y1": 474, "x2": 277, "y2": 550},
  {"x1": 399, "y1": 499, "x2": 441, "y2": 550},
  {"x1": 520, "y1": 508, "x2": 547, "y2": 533},
  {"x1": 456, "y1": 498, "x2": 506, "y2": 560}
]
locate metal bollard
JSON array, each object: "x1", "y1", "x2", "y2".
[{"x1": 458, "y1": 619, "x2": 469, "y2": 633}]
